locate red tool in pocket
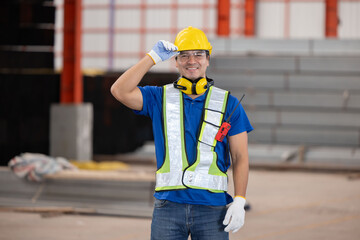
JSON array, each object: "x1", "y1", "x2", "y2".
[{"x1": 215, "y1": 94, "x2": 245, "y2": 142}]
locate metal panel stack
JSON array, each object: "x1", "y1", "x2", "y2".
[
  {"x1": 208, "y1": 39, "x2": 360, "y2": 168},
  {"x1": 0, "y1": 167, "x2": 155, "y2": 218}
]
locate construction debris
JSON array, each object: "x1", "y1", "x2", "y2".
[{"x1": 8, "y1": 153, "x2": 77, "y2": 182}]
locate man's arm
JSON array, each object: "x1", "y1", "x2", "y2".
[
  {"x1": 223, "y1": 131, "x2": 249, "y2": 233},
  {"x1": 229, "y1": 131, "x2": 249, "y2": 198},
  {"x1": 110, "y1": 55, "x2": 154, "y2": 111},
  {"x1": 110, "y1": 40, "x2": 178, "y2": 111}
]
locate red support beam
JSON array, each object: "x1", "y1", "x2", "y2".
[
  {"x1": 325, "y1": 0, "x2": 338, "y2": 38},
  {"x1": 61, "y1": 0, "x2": 83, "y2": 103},
  {"x1": 244, "y1": 0, "x2": 256, "y2": 37},
  {"x1": 217, "y1": 0, "x2": 230, "y2": 36}
]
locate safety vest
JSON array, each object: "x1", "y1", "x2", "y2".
[{"x1": 155, "y1": 84, "x2": 229, "y2": 192}]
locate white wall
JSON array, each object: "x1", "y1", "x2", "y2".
[
  {"x1": 289, "y1": 2, "x2": 324, "y2": 39},
  {"x1": 257, "y1": 2, "x2": 284, "y2": 38},
  {"x1": 256, "y1": 1, "x2": 325, "y2": 39},
  {"x1": 339, "y1": 1, "x2": 360, "y2": 39}
]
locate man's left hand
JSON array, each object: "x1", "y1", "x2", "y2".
[{"x1": 223, "y1": 196, "x2": 246, "y2": 233}]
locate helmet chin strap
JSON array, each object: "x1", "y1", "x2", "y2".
[{"x1": 173, "y1": 76, "x2": 214, "y2": 95}]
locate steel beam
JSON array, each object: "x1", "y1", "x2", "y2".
[
  {"x1": 61, "y1": 0, "x2": 82, "y2": 103},
  {"x1": 244, "y1": 0, "x2": 256, "y2": 37},
  {"x1": 217, "y1": 0, "x2": 230, "y2": 36},
  {"x1": 325, "y1": 0, "x2": 338, "y2": 38}
]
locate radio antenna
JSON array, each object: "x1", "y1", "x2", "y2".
[{"x1": 226, "y1": 94, "x2": 245, "y2": 123}]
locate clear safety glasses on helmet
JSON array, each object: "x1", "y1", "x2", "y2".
[{"x1": 178, "y1": 51, "x2": 207, "y2": 63}]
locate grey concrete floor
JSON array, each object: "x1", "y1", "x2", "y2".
[{"x1": 1, "y1": 169, "x2": 360, "y2": 240}]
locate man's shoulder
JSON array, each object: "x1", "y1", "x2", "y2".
[{"x1": 139, "y1": 85, "x2": 163, "y2": 95}]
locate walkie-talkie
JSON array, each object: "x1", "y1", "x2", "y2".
[{"x1": 215, "y1": 94, "x2": 245, "y2": 142}]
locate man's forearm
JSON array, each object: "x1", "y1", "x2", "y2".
[
  {"x1": 110, "y1": 55, "x2": 154, "y2": 110},
  {"x1": 224, "y1": 132, "x2": 249, "y2": 233},
  {"x1": 232, "y1": 155, "x2": 249, "y2": 198},
  {"x1": 111, "y1": 40, "x2": 178, "y2": 110},
  {"x1": 229, "y1": 132, "x2": 250, "y2": 198},
  {"x1": 111, "y1": 55, "x2": 154, "y2": 98}
]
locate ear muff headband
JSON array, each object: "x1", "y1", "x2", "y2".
[{"x1": 173, "y1": 77, "x2": 214, "y2": 95}]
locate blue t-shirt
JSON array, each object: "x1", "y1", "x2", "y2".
[{"x1": 134, "y1": 85, "x2": 253, "y2": 206}]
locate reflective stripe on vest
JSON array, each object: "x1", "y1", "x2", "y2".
[
  {"x1": 156, "y1": 84, "x2": 188, "y2": 191},
  {"x1": 155, "y1": 84, "x2": 229, "y2": 192}
]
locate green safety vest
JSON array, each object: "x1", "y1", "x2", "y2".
[{"x1": 155, "y1": 84, "x2": 229, "y2": 192}]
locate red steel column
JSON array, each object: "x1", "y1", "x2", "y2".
[
  {"x1": 61, "y1": 0, "x2": 83, "y2": 103},
  {"x1": 244, "y1": 0, "x2": 256, "y2": 37},
  {"x1": 217, "y1": 0, "x2": 230, "y2": 36},
  {"x1": 325, "y1": 0, "x2": 338, "y2": 38}
]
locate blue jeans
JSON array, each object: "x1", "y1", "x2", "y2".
[{"x1": 151, "y1": 199, "x2": 229, "y2": 240}]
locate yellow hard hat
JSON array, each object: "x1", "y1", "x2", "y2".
[{"x1": 174, "y1": 26, "x2": 212, "y2": 55}]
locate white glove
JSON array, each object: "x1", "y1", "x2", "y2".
[
  {"x1": 147, "y1": 40, "x2": 178, "y2": 64},
  {"x1": 223, "y1": 196, "x2": 246, "y2": 233}
]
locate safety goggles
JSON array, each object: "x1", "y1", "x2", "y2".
[{"x1": 178, "y1": 50, "x2": 208, "y2": 62}]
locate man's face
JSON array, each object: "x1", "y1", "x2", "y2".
[{"x1": 175, "y1": 50, "x2": 210, "y2": 80}]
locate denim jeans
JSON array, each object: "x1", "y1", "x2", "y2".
[{"x1": 151, "y1": 199, "x2": 229, "y2": 240}]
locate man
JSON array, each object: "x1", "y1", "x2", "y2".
[{"x1": 111, "y1": 26, "x2": 253, "y2": 240}]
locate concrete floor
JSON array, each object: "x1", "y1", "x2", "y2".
[{"x1": 1, "y1": 169, "x2": 360, "y2": 240}]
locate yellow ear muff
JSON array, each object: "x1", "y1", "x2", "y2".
[
  {"x1": 174, "y1": 77, "x2": 213, "y2": 95},
  {"x1": 195, "y1": 78, "x2": 208, "y2": 95},
  {"x1": 177, "y1": 77, "x2": 193, "y2": 95}
]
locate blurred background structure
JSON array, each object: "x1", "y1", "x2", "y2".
[
  {"x1": 0, "y1": 0, "x2": 360, "y2": 165},
  {"x1": 1, "y1": 1, "x2": 360, "y2": 238},
  {"x1": 54, "y1": 0, "x2": 360, "y2": 71}
]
